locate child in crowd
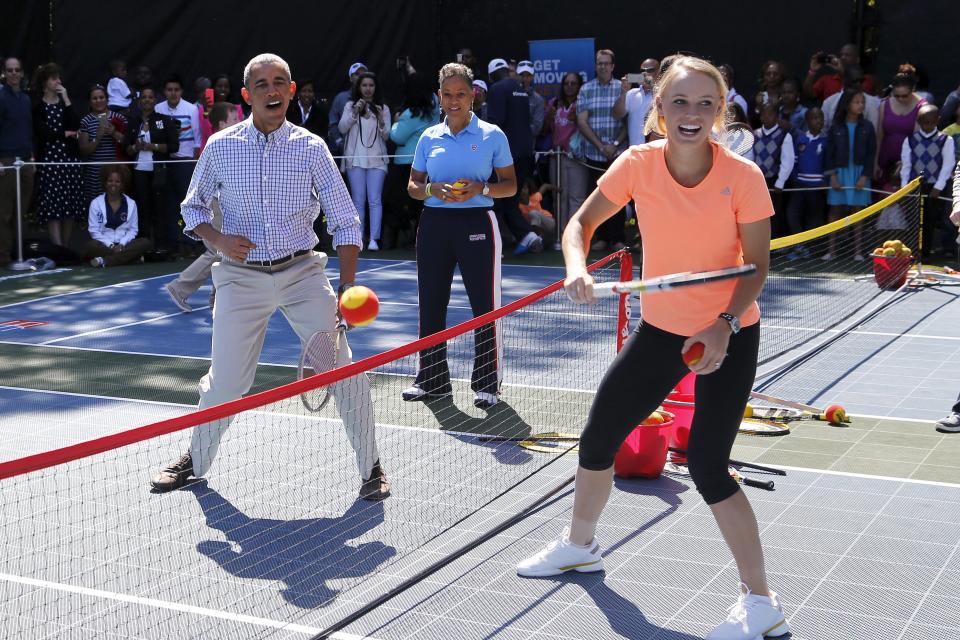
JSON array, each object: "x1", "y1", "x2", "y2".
[
  {"x1": 785, "y1": 107, "x2": 828, "y2": 259},
  {"x1": 779, "y1": 77, "x2": 807, "y2": 132},
  {"x1": 86, "y1": 165, "x2": 152, "y2": 267},
  {"x1": 900, "y1": 104, "x2": 956, "y2": 256},
  {"x1": 753, "y1": 102, "x2": 795, "y2": 236},
  {"x1": 518, "y1": 178, "x2": 557, "y2": 241},
  {"x1": 824, "y1": 90, "x2": 875, "y2": 260},
  {"x1": 164, "y1": 103, "x2": 242, "y2": 312},
  {"x1": 106, "y1": 59, "x2": 132, "y2": 114}
]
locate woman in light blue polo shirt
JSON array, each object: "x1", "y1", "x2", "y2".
[{"x1": 402, "y1": 62, "x2": 517, "y2": 409}]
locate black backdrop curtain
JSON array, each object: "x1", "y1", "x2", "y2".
[{"x1": 5, "y1": 1, "x2": 956, "y2": 111}]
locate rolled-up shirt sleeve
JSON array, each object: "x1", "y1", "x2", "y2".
[
  {"x1": 310, "y1": 139, "x2": 362, "y2": 249},
  {"x1": 180, "y1": 148, "x2": 219, "y2": 240}
]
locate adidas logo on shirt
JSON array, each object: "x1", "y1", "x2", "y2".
[{"x1": 720, "y1": 186, "x2": 732, "y2": 196}]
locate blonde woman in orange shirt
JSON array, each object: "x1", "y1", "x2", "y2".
[{"x1": 517, "y1": 56, "x2": 790, "y2": 640}]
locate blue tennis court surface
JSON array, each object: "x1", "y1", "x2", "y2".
[{"x1": 2, "y1": 257, "x2": 960, "y2": 639}]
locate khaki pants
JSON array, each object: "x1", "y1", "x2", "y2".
[
  {"x1": 84, "y1": 238, "x2": 153, "y2": 267},
  {"x1": 0, "y1": 160, "x2": 36, "y2": 263},
  {"x1": 189, "y1": 252, "x2": 379, "y2": 480}
]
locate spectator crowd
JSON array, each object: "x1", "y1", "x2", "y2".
[{"x1": 1, "y1": 43, "x2": 958, "y2": 268}]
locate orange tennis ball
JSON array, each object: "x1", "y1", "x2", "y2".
[
  {"x1": 339, "y1": 285, "x2": 379, "y2": 327},
  {"x1": 682, "y1": 342, "x2": 705, "y2": 367},
  {"x1": 824, "y1": 404, "x2": 847, "y2": 424}
]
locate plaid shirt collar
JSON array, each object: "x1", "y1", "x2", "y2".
[{"x1": 242, "y1": 118, "x2": 294, "y2": 144}]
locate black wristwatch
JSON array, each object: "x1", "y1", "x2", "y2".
[
  {"x1": 337, "y1": 282, "x2": 355, "y2": 297},
  {"x1": 718, "y1": 313, "x2": 740, "y2": 334}
]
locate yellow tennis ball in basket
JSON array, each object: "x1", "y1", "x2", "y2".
[
  {"x1": 339, "y1": 285, "x2": 380, "y2": 327},
  {"x1": 882, "y1": 247, "x2": 897, "y2": 257},
  {"x1": 900, "y1": 246, "x2": 912, "y2": 257}
]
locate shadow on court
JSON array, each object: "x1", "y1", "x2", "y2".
[
  {"x1": 424, "y1": 396, "x2": 534, "y2": 466},
  {"x1": 189, "y1": 481, "x2": 396, "y2": 608}
]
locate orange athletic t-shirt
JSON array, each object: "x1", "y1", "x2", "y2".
[{"x1": 598, "y1": 139, "x2": 773, "y2": 336}]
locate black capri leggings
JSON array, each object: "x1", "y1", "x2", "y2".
[{"x1": 579, "y1": 320, "x2": 761, "y2": 505}]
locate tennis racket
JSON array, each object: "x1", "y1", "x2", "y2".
[
  {"x1": 749, "y1": 392, "x2": 850, "y2": 423},
  {"x1": 748, "y1": 406, "x2": 804, "y2": 422},
  {"x1": 298, "y1": 323, "x2": 345, "y2": 412},
  {"x1": 738, "y1": 418, "x2": 790, "y2": 437},
  {"x1": 714, "y1": 122, "x2": 756, "y2": 156},
  {"x1": 662, "y1": 460, "x2": 775, "y2": 491},
  {"x1": 591, "y1": 264, "x2": 757, "y2": 297}
]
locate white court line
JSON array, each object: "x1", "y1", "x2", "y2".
[
  {"x1": 0, "y1": 572, "x2": 376, "y2": 639},
  {"x1": 40, "y1": 309, "x2": 203, "y2": 345},
  {"x1": 763, "y1": 323, "x2": 960, "y2": 342},
  {"x1": 31, "y1": 261, "x2": 412, "y2": 347},
  {"x1": 0, "y1": 273, "x2": 174, "y2": 310}
]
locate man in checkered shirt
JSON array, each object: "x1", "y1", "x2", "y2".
[
  {"x1": 150, "y1": 53, "x2": 389, "y2": 501},
  {"x1": 577, "y1": 49, "x2": 627, "y2": 250}
]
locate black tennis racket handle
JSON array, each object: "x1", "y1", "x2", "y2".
[{"x1": 743, "y1": 477, "x2": 775, "y2": 491}]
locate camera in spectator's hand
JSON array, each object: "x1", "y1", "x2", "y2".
[{"x1": 816, "y1": 53, "x2": 831, "y2": 65}]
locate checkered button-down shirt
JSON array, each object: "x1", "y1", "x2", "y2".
[
  {"x1": 181, "y1": 118, "x2": 362, "y2": 261},
  {"x1": 576, "y1": 77, "x2": 623, "y2": 162}
]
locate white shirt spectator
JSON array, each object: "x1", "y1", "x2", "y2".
[
  {"x1": 900, "y1": 131, "x2": 956, "y2": 191},
  {"x1": 88, "y1": 194, "x2": 139, "y2": 246},
  {"x1": 156, "y1": 99, "x2": 202, "y2": 159},
  {"x1": 622, "y1": 86, "x2": 654, "y2": 146},
  {"x1": 822, "y1": 91, "x2": 881, "y2": 131},
  {"x1": 107, "y1": 77, "x2": 132, "y2": 108}
]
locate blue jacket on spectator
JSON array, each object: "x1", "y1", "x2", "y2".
[
  {"x1": 390, "y1": 98, "x2": 440, "y2": 166},
  {"x1": 791, "y1": 130, "x2": 827, "y2": 186},
  {"x1": 824, "y1": 116, "x2": 876, "y2": 178},
  {"x1": 486, "y1": 77, "x2": 533, "y2": 159}
]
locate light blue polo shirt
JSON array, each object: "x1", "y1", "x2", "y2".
[{"x1": 412, "y1": 112, "x2": 513, "y2": 208}]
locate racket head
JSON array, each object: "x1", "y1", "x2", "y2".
[
  {"x1": 738, "y1": 418, "x2": 791, "y2": 437},
  {"x1": 715, "y1": 122, "x2": 756, "y2": 156},
  {"x1": 298, "y1": 326, "x2": 344, "y2": 412}
]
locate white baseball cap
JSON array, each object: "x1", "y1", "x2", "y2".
[
  {"x1": 348, "y1": 62, "x2": 367, "y2": 79},
  {"x1": 517, "y1": 60, "x2": 535, "y2": 75},
  {"x1": 487, "y1": 58, "x2": 508, "y2": 75},
  {"x1": 472, "y1": 79, "x2": 488, "y2": 92}
]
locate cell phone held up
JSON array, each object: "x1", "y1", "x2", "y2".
[{"x1": 625, "y1": 73, "x2": 644, "y2": 87}]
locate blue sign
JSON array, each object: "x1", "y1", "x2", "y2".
[{"x1": 528, "y1": 38, "x2": 595, "y2": 100}]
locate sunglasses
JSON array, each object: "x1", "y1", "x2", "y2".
[{"x1": 640, "y1": 67, "x2": 657, "y2": 73}]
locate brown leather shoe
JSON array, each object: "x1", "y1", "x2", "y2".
[
  {"x1": 359, "y1": 460, "x2": 390, "y2": 501},
  {"x1": 151, "y1": 452, "x2": 194, "y2": 491}
]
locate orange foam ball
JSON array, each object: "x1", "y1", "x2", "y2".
[
  {"x1": 339, "y1": 285, "x2": 379, "y2": 327},
  {"x1": 824, "y1": 404, "x2": 848, "y2": 424},
  {"x1": 683, "y1": 342, "x2": 704, "y2": 367}
]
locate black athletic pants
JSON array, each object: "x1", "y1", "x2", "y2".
[
  {"x1": 414, "y1": 206, "x2": 502, "y2": 395},
  {"x1": 579, "y1": 320, "x2": 761, "y2": 504}
]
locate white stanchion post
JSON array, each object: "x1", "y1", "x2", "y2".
[
  {"x1": 554, "y1": 149, "x2": 563, "y2": 251},
  {"x1": 9, "y1": 159, "x2": 32, "y2": 271}
]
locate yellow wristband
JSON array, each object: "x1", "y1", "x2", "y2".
[{"x1": 424, "y1": 183, "x2": 433, "y2": 198}]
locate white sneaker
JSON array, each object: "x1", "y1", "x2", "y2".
[
  {"x1": 89, "y1": 256, "x2": 105, "y2": 268},
  {"x1": 516, "y1": 527, "x2": 604, "y2": 577},
  {"x1": 400, "y1": 385, "x2": 450, "y2": 402},
  {"x1": 368, "y1": 239, "x2": 379, "y2": 251},
  {"x1": 936, "y1": 412, "x2": 960, "y2": 433},
  {"x1": 164, "y1": 282, "x2": 192, "y2": 313},
  {"x1": 707, "y1": 583, "x2": 790, "y2": 640},
  {"x1": 473, "y1": 391, "x2": 498, "y2": 409}
]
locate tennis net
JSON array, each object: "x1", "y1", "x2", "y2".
[
  {"x1": 757, "y1": 179, "x2": 923, "y2": 379},
  {"x1": 0, "y1": 252, "x2": 631, "y2": 638}
]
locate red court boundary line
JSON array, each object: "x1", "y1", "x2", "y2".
[{"x1": 0, "y1": 252, "x2": 626, "y2": 481}]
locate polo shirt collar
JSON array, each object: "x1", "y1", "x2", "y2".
[
  {"x1": 440, "y1": 112, "x2": 479, "y2": 138},
  {"x1": 761, "y1": 124, "x2": 781, "y2": 135},
  {"x1": 917, "y1": 129, "x2": 938, "y2": 139}
]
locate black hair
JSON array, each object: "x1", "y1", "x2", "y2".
[
  {"x1": 296, "y1": 78, "x2": 316, "y2": 92},
  {"x1": 557, "y1": 71, "x2": 583, "y2": 108},
  {"x1": 490, "y1": 67, "x2": 510, "y2": 84},
  {"x1": 401, "y1": 72, "x2": 435, "y2": 120},
  {"x1": 32, "y1": 62, "x2": 61, "y2": 98},
  {"x1": 834, "y1": 89, "x2": 865, "y2": 124},
  {"x1": 88, "y1": 83, "x2": 106, "y2": 100},
  {"x1": 163, "y1": 74, "x2": 184, "y2": 89},
  {"x1": 350, "y1": 72, "x2": 383, "y2": 107},
  {"x1": 208, "y1": 102, "x2": 234, "y2": 130},
  {"x1": 726, "y1": 102, "x2": 749, "y2": 125}
]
